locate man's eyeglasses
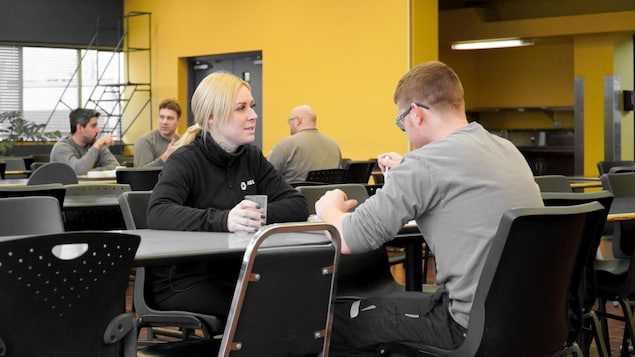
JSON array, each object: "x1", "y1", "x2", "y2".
[{"x1": 395, "y1": 103, "x2": 430, "y2": 131}]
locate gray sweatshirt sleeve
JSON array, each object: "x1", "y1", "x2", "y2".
[
  {"x1": 267, "y1": 144, "x2": 286, "y2": 174},
  {"x1": 134, "y1": 137, "x2": 163, "y2": 168},
  {"x1": 97, "y1": 148, "x2": 120, "y2": 170},
  {"x1": 50, "y1": 141, "x2": 101, "y2": 175},
  {"x1": 341, "y1": 156, "x2": 439, "y2": 253}
]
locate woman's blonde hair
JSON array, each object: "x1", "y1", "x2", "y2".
[{"x1": 175, "y1": 72, "x2": 251, "y2": 147}]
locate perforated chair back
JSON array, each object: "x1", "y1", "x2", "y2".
[
  {"x1": 534, "y1": 175, "x2": 572, "y2": 192},
  {"x1": 0, "y1": 196, "x2": 64, "y2": 236},
  {"x1": 116, "y1": 167, "x2": 162, "y2": 191},
  {"x1": 343, "y1": 161, "x2": 374, "y2": 184},
  {"x1": 65, "y1": 183, "x2": 131, "y2": 197},
  {"x1": 118, "y1": 191, "x2": 153, "y2": 230},
  {"x1": 219, "y1": 223, "x2": 340, "y2": 356},
  {"x1": 305, "y1": 169, "x2": 347, "y2": 184},
  {"x1": 0, "y1": 232, "x2": 140, "y2": 357},
  {"x1": 598, "y1": 160, "x2": 635, "y2": 175},
  {"x1": 0, "y1": 183, "x2": 66, "y2": 209},
  {"x1": 27, "y1": 162, "x2": 78, "y2": 185}
]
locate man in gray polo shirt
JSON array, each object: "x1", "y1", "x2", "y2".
[
  {"x1": 50, "y1": 108, "x2": 119, "y2": 174},
  {"x1": 134, "y1": 98, "x2": 181, "y2": 167},
  {"x1": 268, "y1": 104, "x2": 341, "y2": 182},
  {"x1": 316, "y1": 61, "x2": 543, "y2": 355}
]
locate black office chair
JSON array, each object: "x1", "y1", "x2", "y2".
[
  {"x1": 534, "y1": 175, "x2": 572, "y2": 192},
  {"x1": 0, "y1": 231, "x2": 140, "y2": 357},
  {"x1": 116, "y1": 167, "x2": 162, "y2": 191},
  {"x1": 0, "y1": 183, "x2": 66, "y2": 209},
  {"x1": 27, "y1": 162, "x2": 78, "y2": 185},
  {"x1": 305, "y1": 168, "x2": 347, "y2": 184},
  {"x1": 138, "y1": 222, "x2": 340, "y2": 357},
  {"x1": 296, "y1": 184, "x2": 406, "y2": 297},
  {"x1": 597, "y1": 160, "x2": 635, "y2": 176},
  {"x1": 595, "y1": 172, "x2": 635, "y2": 354},
  {"x1": 378, "y1": 202, "x2": 605, "y2": 357},
  {"x1": 117, "y1": 191, "x2": 224, "y2": 342},
  {"x1": 541, "y1": 191, "x2": 614, "y2": 357},
  {"x1": 0, "y1": 196, "x2": 65, "y2": 236},
  {"x1": 343, "y1": 160, "x2": 374, "y2": 184}
]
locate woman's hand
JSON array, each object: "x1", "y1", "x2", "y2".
[{"x1": 227, "y1": 200, "x2": 265, "y2": 233}]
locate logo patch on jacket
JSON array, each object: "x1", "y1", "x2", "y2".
[{"x1": 240, "y1": 179, "x2": 255, "y2": 191}]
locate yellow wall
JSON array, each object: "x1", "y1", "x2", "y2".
[{"x1": 123, "y1": 0, "x2": 414, "y2": 160}]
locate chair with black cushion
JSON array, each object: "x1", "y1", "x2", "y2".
[
  {"x1": 541, "y1": 191, "x2": 613, "y2": 357},
  {"x1": 0, "y1": 183, "x2": 66, "y2": 209},
  {"x1": 116, "y1": 167, "x2": 162, "y2": 191},
  {"x1": 27, "y1": 162, "x2": 78, "y2": 185},
  {"x1": 608, "y1": 165, "x2": 635, "y2": 174},
  {"x1": 534, "y1": 175, "x2": 572, "y2": 192},
  {"x1": 63, "y1": 184, "x2": 130, "y2": 231},
  {"x1": 117, "y1": 191, "x2": 224, "y2": 343},
  {"x1": 305, "y1": 168, "x2": 347, "y2": 184},
  {"x1": 595, "y1": 172, "x2": 635, "y2": 354},
  {"x1": 0, "y1": 196, "x2": 65, "y2": 236},
  {"x1": 0, "y1": 231, "x2": 140, "y2": 357},
  {"x1": 597, "y1": 160, "x2": 635, "y2": 176},
  {"x1": 296, "y1": 183, "x2": 406, "y2": 297},
  {"x1": 138, "y1": 222, "x2": 340, "y2": 357},
  {"x1": 343, "y1": 160, "x2": 374, "y2": 184},
  {"x1": 377, "y1": 202, "x2": 605, "y2": 357}
]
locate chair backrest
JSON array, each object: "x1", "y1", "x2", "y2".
[
  {"x1": 30, "y1": 162, "x2": 46, "y2": 171},
  {"x1": 343, "y1": 161, "x2": 374, "y2": 184},
  {"x1": 608, "y1": 165, "x2": 635, "y2": 173},
  {"x1": 601, "y1": 172, "x2": 635, "y2": 197},
  {"x1": 296, "y1": 183, "x2": 369, "y2": 215},
  {"x1": 0, "y1": 231, "x2": 140, "y2": 357},
  {"x1": 534, "y1": 175, "x2": 572, "y2": 192},
  {"x1": 115, "y1": 167, "x2": 162, "y2": 191},
  {"x1": 305, "y1": 168, "x2": 347, "y2": 184},
  {"x1": 451, "y1": 202, "x2": 605, "y2": 357},
  {"x1": 0, "y1": 196, "x2": 65, "y2": 236},
  {"x1": 218, "y1": 222, "x2": 340, "y2": 356},
  {"x1": 0, "y1": 183, "x2": 66, "y2": 209},
  {"x1": 27, "y1": 162, "x2": 78, "y2": 185},
  {"x1": 597, "y1": 160, "x2": 635, "y2": 175},
  {"x1": 65, "y1": 183, "x2": 131, "y2": 197},
  {"x1": 118, "y1": 191, "x2": 153, "y2": 229}
]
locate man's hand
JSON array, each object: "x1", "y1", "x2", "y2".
[
  {"x1": 160, "y1": 139, "x2": 178, "y2": 162},
  {"x1": 92, "y1": 135, "x2": 114, "y2": 149},
  {"x1": 377, "y1": 152, "x2": 403, "y2": 173},
  {"x1": 315, "y1": 189, "x2": 358, "y2": 254},
  {"x1": 227, "y1": 199, "x2": 265, "y2": 234}
]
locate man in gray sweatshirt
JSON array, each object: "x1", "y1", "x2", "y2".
[
  {"x1": 316, "y1": 61, "x2": 543, "y2": 354},
  {"x1": 50, "y1": 108, "x2": 119, "y2": 175}
]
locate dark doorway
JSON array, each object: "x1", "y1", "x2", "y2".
[{"x1": 187, "y1": 51, "x2": 263, "y2": 148}]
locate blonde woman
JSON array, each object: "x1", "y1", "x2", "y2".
[{"x1": 147, "y1": 72, "x2": 308, "y2": 316}]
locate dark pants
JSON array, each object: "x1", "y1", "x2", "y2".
[{"x1": 329, "y1": 289, "x2": 466, "y2": 356}]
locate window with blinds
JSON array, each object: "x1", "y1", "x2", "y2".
[{"x1": 0, "y1": 45, "x2": 123, "y2": 139}]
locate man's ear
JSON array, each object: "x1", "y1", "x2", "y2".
[{"x1": 410, "y1": 105, "x2": 426, "y2": 128}]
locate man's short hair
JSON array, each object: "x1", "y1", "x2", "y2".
[
  {"x1": 159, "y1": 99, "x2": 182, "y2": 118},
  {"x1": 393, "y1": 61, "x2": 465, "y2": 113},
  {"x1": 69, "y1": 108, "x2": 100, "y2": 134}
]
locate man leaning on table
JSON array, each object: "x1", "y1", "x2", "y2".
[
  {"x1": 50, "y1": 108, "x2": 119, "y2": 175},
  {"x1": 315, "y1": 61, "x2": 543, "y2": 355}
]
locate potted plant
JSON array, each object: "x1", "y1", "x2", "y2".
[{"x1": 0, "y1": 111, "x2": 61, "y2": 156}]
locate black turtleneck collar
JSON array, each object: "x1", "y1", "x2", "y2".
[{"x1": 193, "y1": 133, "x2": 247, "y2": 167}]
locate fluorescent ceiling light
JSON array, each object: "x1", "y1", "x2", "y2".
[{"x1": 451, "y1": 38, "x2": 534, "y2": 50}]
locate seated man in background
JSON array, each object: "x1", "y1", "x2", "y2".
[
  {"x1": 315, "y1": 61, "x2": 543, "y2": 355},
  {"x1": 134, "y1": 98, "x2": 181, "y2": 167},
  {"x1": 267, "y1": 104, "x2": 341, "y2": 182},
  {"x1": 50, "y1": 108, "x2": 119, "y2": 174}
]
